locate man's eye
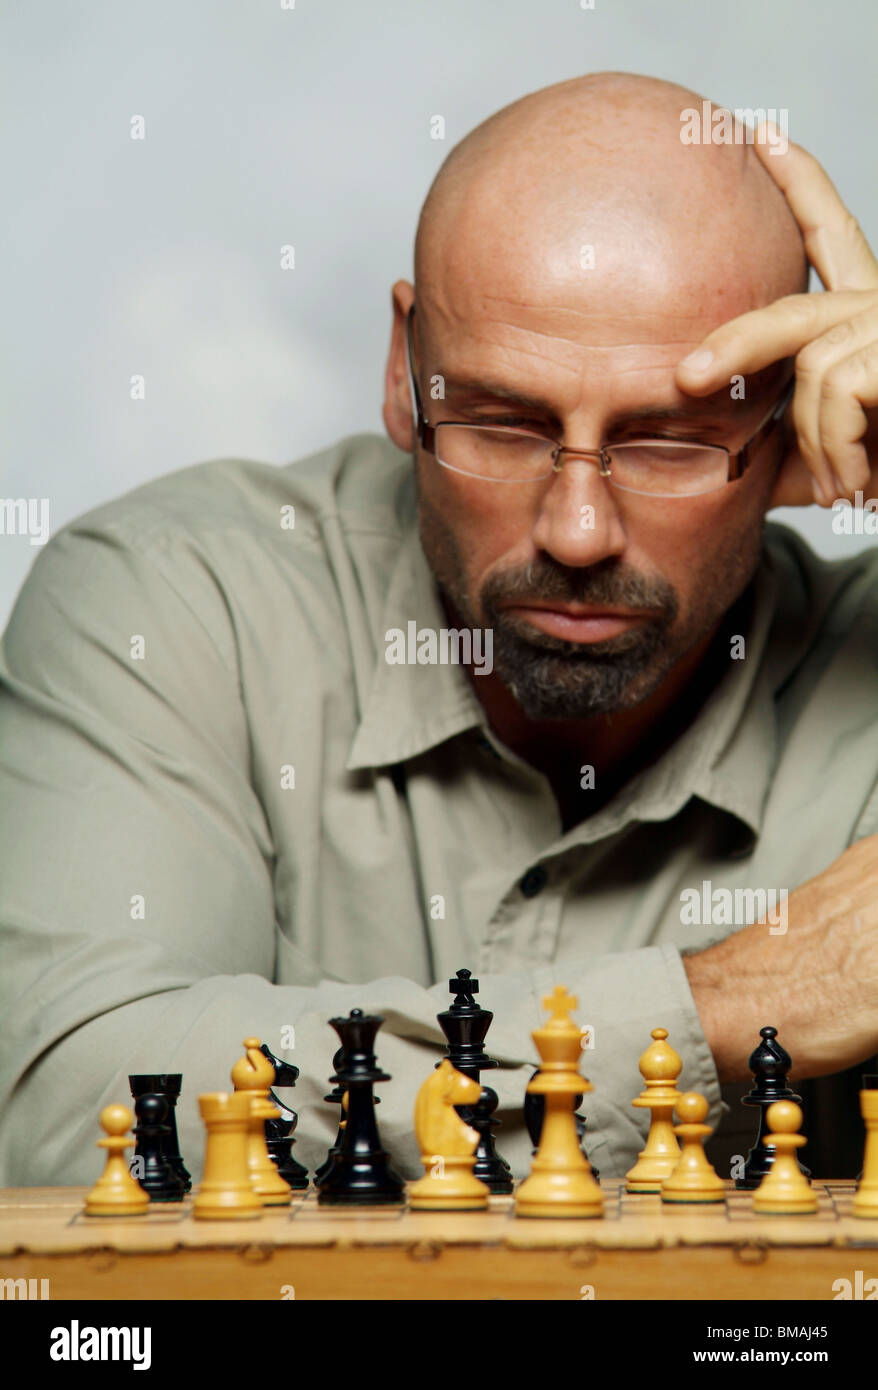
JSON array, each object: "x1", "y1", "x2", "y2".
[
  {"x1": 470, "y1": 417, "x2": 548, "y2": 431},
  {"x1": 616, "y1": 432, "x2": 702, "y2": 445}
]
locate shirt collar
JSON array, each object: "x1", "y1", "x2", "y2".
[
  {"x1": 576, "y1": 562, "x2": 780, "y2": 844},
  {"x1": 348, "y1": 510, "x2": 803, "y2": 843},
  {"x1": 346, "y1": 520, "x2": 486, "y2": 769}
]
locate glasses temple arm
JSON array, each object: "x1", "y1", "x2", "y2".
[
  {"x1": 735, "y1": 379, "x2": 795, "y2": 476},
  {"x1": 404, "y1": 307, "x2": 424, "y2": 437}
]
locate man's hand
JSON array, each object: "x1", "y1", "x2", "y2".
[
  {"x1": 675, "y1": 128, "x2": 878, "y2": 510},
  {"x1": 684, "y1": 835, "x2": 878, "y2": 1083}
]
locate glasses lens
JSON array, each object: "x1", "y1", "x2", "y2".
[
  {"x1": 435, "y1": 424, "x2": 554, "y2": 481},
  {"x1": 605, "y1": 443, "x2": 728, "y2": 497},
  {"x1": 431, "y1": 427, "x2": 730, "y2": 495}
]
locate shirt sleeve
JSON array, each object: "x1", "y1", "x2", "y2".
[{"x1": 0, "y1": 519, "x2": 719, "y2": 1185}]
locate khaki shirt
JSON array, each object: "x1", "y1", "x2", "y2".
[{"x1": 1, "y1": 432, "x2": 877, "y2": 1186}]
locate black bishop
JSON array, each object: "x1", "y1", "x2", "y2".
[{"x1": 736, "y1": 1025, "x2": 810, "y2": 1189}]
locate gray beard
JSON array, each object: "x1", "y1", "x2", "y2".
[
  {"x1": 485, "y1": 611, "x2": 676, "y2": 719},
  {"x1": 414, "y1": 463, "x2": 764, "y2": 721},
  {"x1": 459, "y1": 557, "x2": 680, "y2": 719}
]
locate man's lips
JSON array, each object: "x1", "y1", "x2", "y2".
[{"x1": 500, "y1": 601, "x2": 652, "y2": 643}]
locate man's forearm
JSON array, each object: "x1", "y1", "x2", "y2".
[
  {"x1": 0, "y1": 943, "x2": 718, "y2": 1187},
  {"x1": 683, "y1": 835, "x2": 878, "y2": 1083},
  {"x1": 682, "y1": 925, "x2": 808, "y2": 1083}
]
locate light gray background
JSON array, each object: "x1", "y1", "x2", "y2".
[{"x1": 3, "y1": 0, "x2": 877, "y2": 628}]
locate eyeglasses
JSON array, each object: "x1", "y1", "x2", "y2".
[{"x1": 405, "y1": 305, "x2": 793, "y2": 498}]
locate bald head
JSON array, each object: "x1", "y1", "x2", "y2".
[
  {"x1": 414, "y1": 72, "x2": 806, "y2": 345},
  {"x1": 394, "y1": 73, "x2": 810, "y2": 726}
]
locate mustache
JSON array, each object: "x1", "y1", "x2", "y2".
[{"x1": 480, "y1": 557, "x2": 678, "y2": 617}]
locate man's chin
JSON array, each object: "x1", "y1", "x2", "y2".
[
  {"x1": 493, "y1": 646, "x2": 670, "y2": 721},
  {"x1": 482, "y1": 610, "x2": 671, "y2": 717}
]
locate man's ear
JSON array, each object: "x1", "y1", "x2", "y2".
[
  {"x1": 768, "y1": 449, "x2": 814, "y2": 509},
  {"x1": 768, "y1": 411, "x2": 814, "y2": 509},
  {"x1": 382, "y1": 280, "x2": 416, "y2": 452}
]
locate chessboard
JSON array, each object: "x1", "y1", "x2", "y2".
[{"x1": 2, "y1": 1180, "x2": 875, "y2": 1300}]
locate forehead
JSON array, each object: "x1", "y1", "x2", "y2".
[
  {"x1": 438, "y1": 365, "x2": 784, "y2": 413},
  {"x1": 416, "y1": 255, "x2": 773, "y2": 376},
  {"x1": 413, "y1": 313, "x2": 786, "y2": 420}
]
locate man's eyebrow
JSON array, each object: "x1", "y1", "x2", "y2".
[
  {"x1": 441, "y1": 374, "x2": 745, "y2": 426},
  {"x1": 443, "y1": 375, "x2": 563, "y2": 414}
]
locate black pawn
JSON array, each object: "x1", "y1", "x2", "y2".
[
  {"x1": 736, "y1": 1026, "x2": 811, "y2": 1189},
  {"x1": 129, "y1": 1074, "x2": 191, "y2": 1192},
  {"x1": 524, "y1": 1073, "x2": 599, "y2": 1181},
  {"x1": 131, "y1": 1092, "x2": 187, "y2": 1201},
  {"x1": 314, "y1": 1047, "x2": 347, "y2": 1185},
  {"x1": 437, "y1": 968, "x2": 513, "y2": 1194},
  {"x1": 259, "y1": 1043, "x2": 308, "y2": 1190},
  {"x1": 316, "y1": 1010, "x2": 404, "y2": 1205}
]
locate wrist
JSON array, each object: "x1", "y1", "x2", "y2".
[{"x1": 682, "y1": 925, "x2": 788, "y2": 1083}]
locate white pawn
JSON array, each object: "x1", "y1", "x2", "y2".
[
  {"x1": 752, "y1": 1100, "x2": 817, "y2": 1215},
  {"x1": 84, "y1": 1104, "x2": 150, "y2": 1217},
  {"x1": 661, "y1": 1092, "x2": 725, "y2": 1204}
]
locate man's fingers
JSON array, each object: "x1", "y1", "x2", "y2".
[
  {"x1": 771, "y1": 420, "x2": 878, "y2": 510},
  {"x1": 791, "y1": 306, "x2": 878, "y2": 499},
  {"x1": 678, "y1": 124, "x2": 878, "y2": 511},
  {"x1": 752, "y1": 128, "x2": 878, "y2": 294},
  {"x1": 676, "y1": 291, "x2": 875, "y2": 392}
]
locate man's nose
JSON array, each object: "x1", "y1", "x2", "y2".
[{"x1": 531, "y1": 454, "x2": 628, "y2": 567}]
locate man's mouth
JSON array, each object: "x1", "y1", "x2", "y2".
[{"x1": 499, "y1": 601, "x2": 653, "y2": 644}]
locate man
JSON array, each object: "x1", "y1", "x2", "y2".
[{"x1": 1, "y1": 72, "x2": 877, "y2": 1186}]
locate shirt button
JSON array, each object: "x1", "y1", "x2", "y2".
[
  {"x1": 519, "y1": 865, "x2": 548, "y2": 898},
  {"x1": 476, "y1": 733, "x2": 501, "y2": 760}
]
